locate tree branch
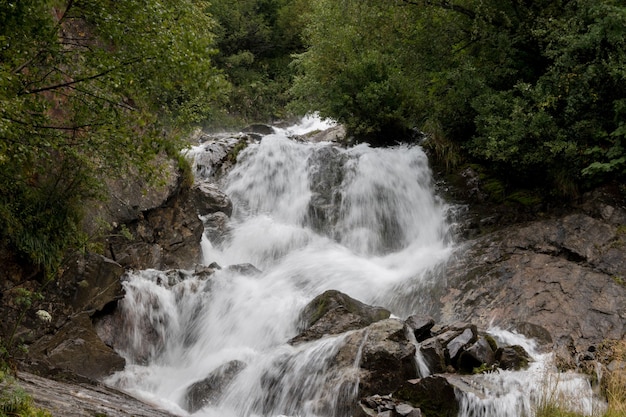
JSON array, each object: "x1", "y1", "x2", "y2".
[{"x1": 18, "y1": 58, "x2": 146, "y2": 96}]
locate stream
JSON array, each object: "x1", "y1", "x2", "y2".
[{"x1": 104, "y1": 117, "x2": 603, "y2": 417}]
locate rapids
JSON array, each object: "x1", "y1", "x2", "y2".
[{"x1": 105, "y1": 116, "x2": 603, "y2": 417}]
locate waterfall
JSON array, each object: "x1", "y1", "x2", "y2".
[{"x1": 104, "y1": 116, "x2": 601, "y2": 417}]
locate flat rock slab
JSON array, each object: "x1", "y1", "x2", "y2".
[{"x1": 8, "y1": 372, "x2": 177, "y2": 417}]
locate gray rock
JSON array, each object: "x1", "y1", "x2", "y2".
[
  {"x1": 447, "y1": 327, "x2": 476, "y2": 362},
  {"x1": 183, "y1": 360, "x2": 246, "y2": 413},
  {"x1": 440, "y1": 209, "x2": 626, "y2": 368},
  {"x1": 396, "y1": 375, "x2": 458, "y2": 417},
  {"x1": 290, "y1": 290, "x2": 390, "y2": 344},
  {"x1": 192, "y1": 180, "x2": 233, "y2": 216},
  {"x1": 496, "y1": 345, "x2": 531, "y2": 370},
  {"x1": 405, "y1": 314, "x2": 435, "y2": 342},
  {"x1": 29, "y1": 313, "x2": 125, "y2": 380}
]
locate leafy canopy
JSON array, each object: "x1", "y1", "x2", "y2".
[
  {"x1": 0, "y1": 0, "x2": 225, "y2": 276},
  {"x1": 291, "y1": 0, "x2": 626, "y2": 194}
]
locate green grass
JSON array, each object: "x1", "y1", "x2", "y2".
[{"x1": 0, "y1": 368, "x2": 53, "y2": 417}]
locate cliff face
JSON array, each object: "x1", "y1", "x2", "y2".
[{"x1": 437, "y1": 185, "x2": 626, "y2": 369}]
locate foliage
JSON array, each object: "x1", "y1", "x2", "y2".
[
  {"x1": 0, "y1": 0, "x2": 225, "y2": 277},
  {"x1": 207, "y1": 0, "x2": 308, "y2": 123},
  {"x1": 291, "y1": 0, "x2": 626, "y2": 193},
  {"x1": 0, "y1": 372, "x2": 52, "y2": 417}
]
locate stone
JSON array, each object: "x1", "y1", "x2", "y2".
[
  {"x1": 203, "y1": 211, "x2": 231, "y2": 246},
  {"x1": 66, "y1": 253, "x2": 124, "y2": 313},
  {"x1": 396, "y1": 376, "x2": 459, "y2": 417},
  {"x1": 446, "y1": 327, "x2": 476, "y2": 363},
  {"x1": 192, "y1": 180, "x2": 233, "y2": 216},
  {"x1": 395, "y1": 403, "x2": 416, "y2": 416},
  {"x1": 405, "y1": 314, "x2": 435, "y2": 342},
  {"x1": 289, "y1": 290, "x2": 390, "y2": 344},
  {"x1": 496, "y1": 345, "x2": 531, "y2": 370},
  {"x1": 183, "y1": 360, "x2": 246, "y2": 413},
  {"x1": 29, "y1": 313, "x2": 125, "y2": 381},
  {"x1": 440, "y1": 209, "x2": 626, "y2": 368},
  {"x1": 458, "y1": 336, "x2": 496, "y2": 372},
  {"x1": 6, "y1": 371, "x2": 176, "y2": 417}
]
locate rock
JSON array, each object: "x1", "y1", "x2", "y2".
[
  {"x1": 203, "y1": 211, "x2": 231, "y2": 246},
  {"x1": 290, "y1": 290, "x2": 390, "y2": 344},
  {"x1": 440, "y1": 209, "x2": 626, "y2": 367},
  {"x1": 458, "y1": 336, "x2": 496, "y2": 372},
  {"x1": 496, "y1": 345, "x2": 531, "y2": 370},
  {"x1": 446, "y1": 327, "x2": 476, "y2": 363},
  {"x1": 405, "y1": 314, "x2": 435, "y2": 342},
  {"x1": 396, "y1": 375, "x2": 459, "y2": 417},
  {"x1": 305, "y1": 146, "x2": 345, "y2": 235},
  {"x1": 29, "y1": 313, "x2": 125, "y2": 380},
  {"x1": 66, "y1": 253, "x2": 124, "y2": 313},
  {"x1": 242, "y1": 124, "x2": 274, "y2": 136},
  {"x1": 6, "y1": 371, "x2": 176, "y2": 417},
  {"x1": 353, "y1": 319, "x2": 417, "y2": 397},
  {"x1": 192, "y1": 180, "x2": 233, "y2": 216},
  {"x1": 106, "y1": 186, "x2": 203, "y2": 270},
  {"x1": 418, "y1": 324, "x2": 475, "y2": 374},
  {"x1": 82, "y1": 157, "x2": 180, "y2": 235},
  {"x1": 225, "y1": 263, "x2": 261, "y2": 276},
  {"x1": 183, "y1": 360, "x2": 246, "y2": 413}
]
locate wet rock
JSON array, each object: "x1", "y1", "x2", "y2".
[
  {"x1": 496, "y1": 345, "x2": 531, "y2": 370},
  {"x1": 242, "y1": 124, "x2": 274, "y2": 136},
  {"x1": 192, "y1": 180, "x2": 233, "y2": 217},
  {"x1": 107, "y1": 186, "x2": 203, "y2": 270},
  {"x1": 353, "y1": 319, "x2": 417, "y2": 397},
  {"x1": 458, "y1": 336, "x2": 496, "y2": 372},
  {"x1": 447, "y1": 327, "x2": 476, "y2": 363},
  {"x1": 183, "y1": 360, "x2": 246, "y2": 413},
  {"x1": 29, "y1": 313, "x2": 125, "y2": 380},
  {"x1": 290, "y1": 290, "x2": 390, "y2": 344},
  {"x1": 226, "y1": 263, "x2": 262, "y2": 276},
  {"x1": 203, "y1": 211, "x2": 231, "y2": 246},
  {"x1": 396, "y1": 375, "x2": 458, "y2": 417},
  {"x1": 405, "y1": 314, "x2": 435, "y2": 343},
  {"x1": 305, "y1": 146, "x2": 345, "y2": 234},
  {"x1": 6, "y1": 371, "x2": 176, "y2": 417},
  {"x1": 440, "y1": 208, "x2": 626, "y2": 368}
]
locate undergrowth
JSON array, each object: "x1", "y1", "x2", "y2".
[
  {"x1": 535, "y1": 340, "x2": 626, "y2": 417},
  {"x1": 0, "y1": 369, "x2": 52, "y2": 417}
]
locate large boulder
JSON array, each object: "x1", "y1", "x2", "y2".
[
  {"x1": 106, "y1": 186, "x2": 203, "y2": 270},
  {"x1": 28, "y1": 313, "x2": 125, "y2": 380},
  {"x1": 191, "y1": 180, "x2": 233, "y2": 217},
  {"x1": 290, "y1": 290, "x2": 391, "y2": 344}
]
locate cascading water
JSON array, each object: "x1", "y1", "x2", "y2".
[{"x1": 105, "y1": 116, "x2": 602, "y2": 417}]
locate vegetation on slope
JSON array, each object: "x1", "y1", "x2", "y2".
[{"x1": 290, "y1": 0, "x2": 626, "y2": 196}]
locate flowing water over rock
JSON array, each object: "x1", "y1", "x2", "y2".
[{"x1": 105, "y1": 117, "x2": 602, "y2": 417}]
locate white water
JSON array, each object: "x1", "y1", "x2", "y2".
[
  {"x1": 455, "y1": 328, "x2": 605, "y2": 417},
  {"x1": 106, "y1": 117, "x2": 601, "y2": 417}
]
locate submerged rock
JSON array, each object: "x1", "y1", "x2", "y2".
[{"x1": 183, "y1": 360, "x2": 246, "y2": 413}]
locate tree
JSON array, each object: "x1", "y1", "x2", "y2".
[
  {"x1": 208, "y1": 0, "x2": 308, "y2": 122},
  {"x1": 291, "y1": 0, "x2": 626, "y2": 194},
  {"x1": 0, "y1": 0, "x2": 226, "y2": 277}
]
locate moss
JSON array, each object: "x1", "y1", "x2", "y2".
[
  {"x1": 484, "y1": 334, "x2": 499, "y2": 353},
  {"x1": 227, "y1": 139, "x2": 250, "y2": 163}
]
